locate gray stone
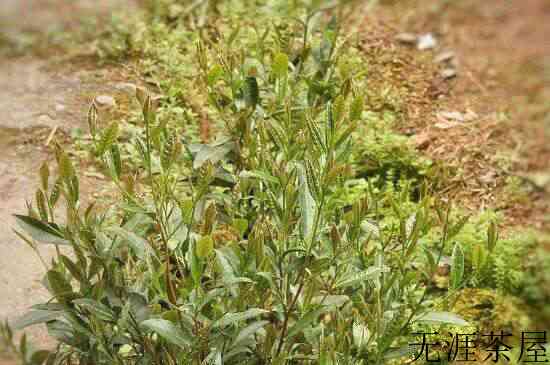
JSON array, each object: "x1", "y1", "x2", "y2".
[
  {"x1": 395, "y1": 33, "x2": 417, "y2": 44},
  {"x1": 434, "y1": 51, "x2": 455, "y2": 64},
  {"x1": 417, "y1": 33, "x2": 438, "y2": 50},
  {"x1": 95, "y1": 95, "x2": 117, "y2": 108},
  {"x1": 115, "y1": 82, "x2": 137, "y2": 94},
  {"x1": 441, "y1": 68, "x2": 457, "y2": 79}
]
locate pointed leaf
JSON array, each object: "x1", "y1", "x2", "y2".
[
  {"x1": 73, "y1": 299, "x2": 115, "y2": 322},
  {"x1": 232, "y1": 320, "x2": 269, "y2": 347},
  {"x1": 212, "y1": 309, "x2": 268, "y2": 329},
  {"x1": 287, "y1": 306, "x2": 330, "y2": 338},
  {"x1": 13, "y1": 215, "x2": 68, "y2": 245},
  {"x1": 450, "y1": 243, "x2": 464, "y2": 290},
  {"x1": 297, "y1": 164, "x2": 316, "y2": 240},
  {"x1": 12, "y1": 310, "x2": 62, "y2": 330},
  {"x1": 196, "y1": 235, "x2": 214, "y2": 259},
  {"x1": 109, "y1": 226, "x2": 149, "y2": 259},
  {"x1": 141, "y1": 319, "x2": 191, "y2": 349}
]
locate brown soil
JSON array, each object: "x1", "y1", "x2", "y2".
[{"x1": 363, "y1": 0, "x2": 550, "y2": 229}]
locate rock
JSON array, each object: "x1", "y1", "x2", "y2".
[
  {"x1": 95, "y1": 95, "x2": 117, "y2": 108},
  {"x1": 115, "y1": 82, "x2": 137, "y2": 94},
  {"x1": 437, "y1": 111, "x2": 466, "y2": 123},
  {"x1": 441, "y1": 68, "x2": 457, "y2": 79},
  {"x1": 434, "y1": 51, "x2": 455, "y2": 64},
  {"x1": 417, "y1": 33, "x2": 437, "y2": 50},
  {"x1": 435, "y1": 109, "x2": 478, "y2": 128},
  {"x1": 395, "y1": 32, "x2": 417, "y2": 44}
]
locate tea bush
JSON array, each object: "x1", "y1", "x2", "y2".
[
  {"x1": 7, "y1": 2, "x2": 479, "y2": 364},
  {"x1": 7, "y1": 1, "x2": 549, "y2": 364}
]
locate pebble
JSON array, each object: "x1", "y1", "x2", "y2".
[
  {"x1": 115, "y1": 82, "x2": 137, "y2": 94},
  {"x1": 441, "y1": 68, "x2": 457, "y2": 79},
  {"x1": 55, "y1": 103, "x2": 66, "y2": 112},
  {"x1": 434, "y1": 51, "x2": 455, "y2": 64},
  {"x1": 435, "y1": 109, "x2": 478, "y2": 129},
  {"x1": 417, "y1": 33, "x2": 437, "y2": 50},
  {"x1": 395, "y1": 33, "x2": 417, "y2": 44},
  {"x1": 95, "y1": 95, "x2": 117, "y2": 108},
  {"x1": 438, "y1": 111, "x2": 466, "y2": 122}
]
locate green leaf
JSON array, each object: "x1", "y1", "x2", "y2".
[
  {"x1": 232, "y1": 320, "x2": 269, "y2": 347},
  {"x1": 212, "y1": 308, "x2": 268, "y2": 329},
  {"x1": 196, "y1": 235, "x2": 214, "y2": 259},
  {"x1": 30, "y1": 349, "x2": 51, "y2": 365},
  {"x1": 335, "y1": 266, "x2": 388, "y2": 289},
  {"x1": 12, "y1": 310, "x2": 62, "y2": 330},
  {"x1": 288, "y1": 306, "x2": 330, "y2": 338},
  {"x1": 360, "y1": 220, "x2": 380, "y2": 239},
  {"x1": 325, "y1": 101, "x2": 335, "y2": 146},
  {"x1": 128, "y1": 292, "x2": 150, "y2": 323},
  {"x1": 487, "y1": 221, "x2": 498, "y2": 252},
  {"x1": 191, "y1": 241, "x2": 203, "y2": 286},
  {"x1": 87, "y1": 101, "x2": 98, "y2": 137},
  {"x1": 297, "y1": 164, "x2": 316, "y2": 240},
  {"x1": 46, "y1": 270, "x2": 74, "y2": 304},
  {"x1": 39, "y1": 162, "x2": 49, "y2": 192},
  {"x1": 239, "y1": 170, "x2": 279, "y2": 184},
  {"x1": 207, "y1": 64, "x2": 224, "y2": 86},
  {"x1": 73, "y1": 299, "x2": 115, "y2": 322},
  {"x1": 450, "y1": 242, "x2": 464, "y2": 290},
  {"x1": 13, "y1": 215, "x2": 68, "y2": 245},
  {"x1": 57, "y1": 151, "x2": 74, "y2": 181},
  {"x1": 350, "y1": 95, "x2": 364, "y2": 121},
  {"x1": 243, "y1": 76, "x2": 259, "y2": 108},
  {"x1": 97, "y1": 122, "x2": 119, "y2": 156},
  {"x1": 311, "y1": 295, "x2": 349, "y2": 307},
  {"x1": 352, "y1": 323, "x2": 370, "y2": 349},
  {"x1": 232, "y1": 218, "x2": 249, "y2": 238},
  {"x1": 60, "y1": 255, "x2": 84, "y2": 283},
  {"x1": 141, "y1": 319, "x2": 192, "y2": 349},
  {"x1": 109, "y1": 144, "x2": 122, "y2": 180},
  {"x1": 46, "y1": 320, "x2": 78, "y2": 346},
  {"x1": 109, "y1": 226, "x2": 149, "y2": 259},
  {"x1": 304, "y1": 159, "x2": 321, "y2": 201},
  {"x1": 306, "y1": 116, "x2": 326, "y2": 152},
  {"x1": 272, "y1": 53, "x2": 289, "y2": 79},
  {"x1": 415, "y1": 311, "x2": 469, "y2": 326},
  {"x1": 191, "y1": 142, "x2": 234, "y2": 169}
]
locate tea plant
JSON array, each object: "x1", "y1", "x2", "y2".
[{"x1": 11, "y1": 4, "x2": 473, "y2": 364}]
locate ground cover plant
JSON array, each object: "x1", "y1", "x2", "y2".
[{"x1": 3, "y1": 1, "x2": 550, "y2": 364}]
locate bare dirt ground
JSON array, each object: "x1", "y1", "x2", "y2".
[
  {"x1": 0, "y1": 0, "x2": 134, "y2": 361},
  {"x1": 371, "y1": 0, "x2": 550, "y2": 229}
]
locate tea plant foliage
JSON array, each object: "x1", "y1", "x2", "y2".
[{"x1": 7, "y1": 2, "x2": 482, "y2": 364}]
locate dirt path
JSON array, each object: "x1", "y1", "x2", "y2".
[{"x1": 0, "y1": 0, "x2": 134, "y2": 359}]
